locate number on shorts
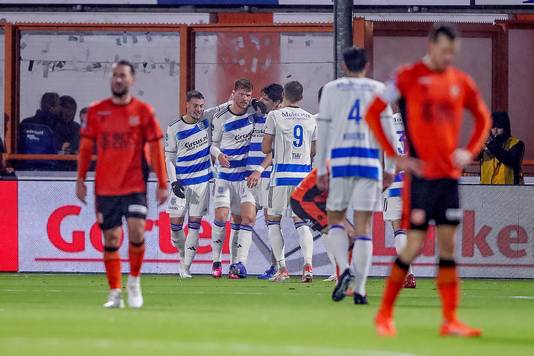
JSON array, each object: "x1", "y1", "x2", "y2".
[{"x1": 293, "y1": 124, "x2": 304, "y2": 147}]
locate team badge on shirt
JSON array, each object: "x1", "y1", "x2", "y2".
[{"x1": 129, "y1": 116, "x2": 140, "y2": 126}]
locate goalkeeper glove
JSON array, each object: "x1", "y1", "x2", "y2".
[{"x1": 171, "y1": 180, "x2": 185, "y2": 198}]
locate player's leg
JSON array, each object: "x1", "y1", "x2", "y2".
[
  {"x1": 167, "y1": 190, "x2": 187, "y2": 273},
  {"x1": 391, "y1": 219, "x2": 415, "y2": 288},
  {"x1": 258, "y1": 207, "x2": 278, "y2": 280},
  {"x1": 182, "y1": 183, "x2": 209, "y2": 278},
  {"x1": 294, "y1": 217, "x2": 314, "y2": 283},
  {"x1": 212, "y1": 180, "x2": 230, "y2": 277},
  {"x1": 96, "y1": 195, "x2": 124, "y2": 308},
  {"x1": 267, "y1": 186, "x2": 290, "y2": 282},
  {"x1": 234, "y1": 200, "x2": 256, "y2": 278},
  {"x1": 126, "y1": 216, "x2": 146, "y2": 308},
  {"x1": 351, "y1": 210, "x2": 373, "y2": 304}
]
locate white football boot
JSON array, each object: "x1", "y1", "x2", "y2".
[
  {"x1": 103, "y1": 288, "x2": 124, "y2": 309},
  {"x1": 127, "y1": 275, "x2": 144, "y2": 309}
]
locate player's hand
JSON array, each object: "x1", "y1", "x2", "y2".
[
  {"x1": 383, "y1": 171, "x2": 394, "y2": 191},
  {"x1": 451, "y1": 148, "x2": 472, "y2": 169},
  {"x1": 171, "y1": 180, "x2": 185, "y2": 198},
  {"x1": 317, "y1": 174, "x2": 329, "y2": 192},
  {"x1": 251, "y1": 99, "x2": 267, "y2": 115},
  {"x1": 247, "y1": 171, "x2": 261, "y2": 188},
  {"x1": 395, "y1": 156, "x2": 423, "y2": 177},
  {"x1": 75, "y1": 179, "x2": 87, "y2": 205},
  {"x1": 157, "y1": 186, "x2": 170, "y2": 206},
  {"x1": 218, "y1": 154, "x2": 231, "y2": 168}
]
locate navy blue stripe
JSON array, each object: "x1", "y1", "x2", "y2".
[
  {"x1": 331, "y1": 165, "x2": 379, "y2": 180},
  {"x1": 170, "y1": 223, "x2": 183, "y2": 231},
  {"x1": 388, "y1": 188, "x2": 402, "y2": 197},
  {"x1": 177, "y1": 126, "x2": 201, "y2": 140},
  {"x1": 261, "y1": 171, "x2": 271, "y2": 178},
  {"x1": 266, "y1": 220, "x2": 280, "y2": 226},
  {"x1": 275, "y1": 177, "x2": 303, "y2": 186},
  {"x1": 246, "y1": 157, "x2": 264, "y2": 166},
  {"x1": 229, "y1": 158, "x2": 248, "y2": 168},
  {"x1": 331, "y1": 147, "x2": 380, "y2": 159},
  {"x1": 188, "y1": 222, "x2": 201, "y2": 230},
  {"x1": 356, "y1": 236, "x2": 372, "y2": 241},
  {"x1": 214, "y1": 220, "x2": 226, "y2": 228},
  {"x1": 223, "y1": 117, "x2": 253, "y2": 132},
  {"x1": 330, "y1": 224, "x2": 345, "y2": 230},
  {"x1": 249, "y1": 143, "x2": 262, "y2": 151},
  {"x1": 177, "y1": 147, "x2": 210, "y2": 162},
  {"x1": 294, "y1": 222, "x2": 306, "y2": 229},
  {"x1": 222, "y1": 145, "x2": 250, "y2": 156},
  {"x1": 180, "y1": 172, "x2": 213, "y2": 186},
  {"x1": 394, "y1": 172, "x2": 405, "y2": 182},
  {"x1": 394, "y1": 230, "x2": 407, "y2": 237},
  {"x1": 218, "y1": 171, "x2": 250, "y2": 181},
  {"x1": 254, "y1": 116, "x2": 266, "y2": 124},
  {"x1": 176, "y1": 160, "x2": 211, "y2": 174},
  {"x1": 240, "y1": 224, "x2": 253, "y2": 231},
  {"x1": 231, "y1": 223, "x2": 240, "y2": 230},
  {"x1": 276, "y1": 164, "x2": 312, "y2": 173}
]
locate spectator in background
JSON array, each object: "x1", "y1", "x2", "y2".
[
  {"x1": 79, "y1": 107, "x2": 89, "y2": 128},
  {"x1": 480, "y1": 112, "x2": 525, "y2": 185},
  {"x1": 55, "y1": 95, "x2": 81, "y2": 154},
  {"x1": 0, "y1": 136, "x2": 16, "y2": 178},
  {"x1": 18, "y1": 92, "x2": 60, "y2": 170}
]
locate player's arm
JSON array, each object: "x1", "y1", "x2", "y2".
[
  {"x1": 164, "y1": 125, "x2": 186, "y2": 198},
  {"x1": 316, "y1": 87, "x2": 331, "y2": 191},
  {"x1": 209, "y1": 116, "x2": 230, "y2": 168},
  {"x1": 262, "y1": 111, "x2": 276, "y2": 154}
]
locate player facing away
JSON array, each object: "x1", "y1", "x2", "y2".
[
  {"x1": 383, "y1": 112, "x2": 416, "y2": 288},
  {"x1": 244, "y1": 84, "x2": 284, "y2": 280},
  {"x1": 164, "y1": 90, "x2": 213, "y2": 279},
  {"x1": 76, "y1": 60, "x2": 169, "y2": 308},
  {"x1": 262, "y1": 81, "x2": 317, "y2": 283},
  {"x1": 316, "y1": 47, "x2": 396, "y2": 304},
  {"x1": 366, "y1": 24, "x2": 491, "y2": 337},
  {"x1": 210, "y1": 78, "x2": 258, "y2": 279}
]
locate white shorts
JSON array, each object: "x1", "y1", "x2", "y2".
[
  {"x1": 327, "y1": 177, "x2": 382, "y2": 212},
  {"x1": 268, "y1": 185, "x2": 296, "y2": 217},
  {"x1": 213, "y1": 179, "x2": 256, "y2": 215},
  {"x1": 251, "y1": 178, "x2": 270, "y2": 210},
  {"x1": 166, "y1": 182, "x2": 210, "y2": 218},
  {"x1": 383, "y1": 196, "x2": 402, "y2": 222}
]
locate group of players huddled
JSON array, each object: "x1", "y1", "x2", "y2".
[{"x1": 77, "y1": 23, "x2": 491, "y2": 338}]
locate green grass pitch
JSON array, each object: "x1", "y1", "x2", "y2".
[{"x1": 1, "y1": 274, "x2": 534, "y2": 356}]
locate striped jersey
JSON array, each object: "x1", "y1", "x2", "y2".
[
  {"x1": 211, "y1": 105, "x2": 256, "y2": 181},
  {"x1": 386, "y1": 113, "x2": 405, "y2": 198},
  {"x1": 246, "y1": 114, "x2": 272, "y2": 179},
  {"x1": 265, "y1": 106, "x2": 317, "y2": 186},
  {"x1": 318, "y1": 77, "x2": 394, "y2": 182},
  {"x1": 165, "y1": 116, "x2": 213, "y2": 186}
]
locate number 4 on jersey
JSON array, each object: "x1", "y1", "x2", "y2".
[{"x1": 348, "y1": 99, "x2": 362, "y2": 123}]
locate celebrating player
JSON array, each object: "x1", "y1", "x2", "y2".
[
  {"x1": 210, "y1": 79, "x2": 258, "y2": 279},
  {"x1": 248, "y1": 84, "x2": 284, "y2": 280},
  {"x1": 165, "y1": 90, "x2": 212, "y2": 278},
  {"x1": 383, "y1": 111, "x2": 416, "y2": 288},
  {"x1": 316, "y1": 47, "x2": 396, "y2": 304},
  {"x1": 366, "y1": 23, "x2": 491, "y2": 337},
  {"x1": 76, "y1": 60, "x2": 169, "y2": 308},
  {"x1": 262, "y1": 81, "x2": 317, "y2": 283}
]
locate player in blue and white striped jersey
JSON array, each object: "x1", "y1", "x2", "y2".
[
  {"x1": 210, "y1": 78, "x2": 258, "y2": 279},
  {"x1": 316, "y1": 47, "x2": 396, "y2": 304},
  {"x1": 262, "y1": 81, "x2": 317, "y2": 283},
  {"x1": 165, "y1": 90, "x2": 213, "y2": 278},
  {"x1": 383, "y1": 112, "x2": 416, "y2": 288},
  {"x1": 246, "y1": 84, "x2": 283, "y2": 280}
]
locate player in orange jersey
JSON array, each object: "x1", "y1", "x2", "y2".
[
  {"x1": 365, "y1": 24, "x2": 491, "y2": 337},
  {"x1": 76, "y1": 60, "x2": 169, "y2": 309}
]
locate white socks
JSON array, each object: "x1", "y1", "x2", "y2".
[
  {"x1": 184, "y1": 221, "x2": 201, "y2": 270},
  {"x1": 171, "y1": 223, "x2": 186, "y2": 260},
  {"x1": 229, "y1": 224, "x2": 240, "y2": 264},
  {"x1": 327, "y1": 224, "x2": 349, "y2": 271},
  {"x1": 394, "y1": 229, "x2": 413, "y2": 274},
  {"x1": 352, "y1": 236, "x2": 373, "y2": 296},
  {"x1": 267, "y1": 220, "x2": 286, "y2": 268},
  {"x1": 295, "y1": 221, "x2": 313, "y2": 266},
  {"x1": 322, "y1": 233, "x2": 337, "y2": 276},
  {"x1": 237, "y1": 224, "x2": 253, "y2": 264},
  {"x1": 211, "y1": 220, "x2": 226, "y2": 263}
]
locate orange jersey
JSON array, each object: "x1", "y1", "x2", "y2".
[
  {"x1": 291, "y1": 168, "x2": 327, "y2": 203},
  {"x1": 366, "y1": 61, "x2": 490, "y2": 180},
  {"x1": 81, "y1": 97, "x2": 163, "y2": 196},
  {"x1": 291, "y1": 168, "x2": 328, "y2": 231}
]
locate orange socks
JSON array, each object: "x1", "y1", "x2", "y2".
[
  {"x1": 103, "y1": 247, "x2": 121, "y2": 290},
  {"x1": 378, "y1": 258, "x2": 410, "y2": 319},
  {"x1": 437, "y1": 259, "x2": 459, "y2": 323},
  {"x1": 129, "y1": 240, "x2": 146, "y2": 277}
]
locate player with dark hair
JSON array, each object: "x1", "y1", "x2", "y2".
[
  {"x1": 317, "y1": 47, "x2": 396, "y2": 304},
  {"x1": 165, "y1": 89, "x2": 212, "y2": 278},
  {"x1": 76, "y1": 60, "x2": 169, "y2": 309},
  {"x1": 365, "y1": 23, "x2": 491, "y2": 337}
]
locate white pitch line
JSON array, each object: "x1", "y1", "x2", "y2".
[
  {"x1": 510, "y1": 296, "x2": 534, "y2": 300},
  {"x1": 1, "y1": 336, "x2": 422, "y2": 356}
]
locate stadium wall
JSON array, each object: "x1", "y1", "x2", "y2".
[{"x1": 1, "y1": 180, "x2": 533, "y2": 278}]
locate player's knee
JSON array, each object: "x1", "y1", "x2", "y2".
[{"x1": 170, "y1": 217, "x2": 185, "y2": 225}]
